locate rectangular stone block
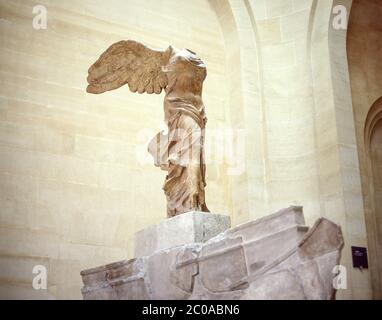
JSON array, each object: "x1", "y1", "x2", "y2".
[{"x1": 134, "y1": 211, "x2": 231, "y2": 257}]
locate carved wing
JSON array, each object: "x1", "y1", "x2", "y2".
[{"x1": 87, "y1": 40, "x2": 171, "y2": 95}]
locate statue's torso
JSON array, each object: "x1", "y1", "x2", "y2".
[
  {"x1": 164, "y1": 91, "x2": 206, "y2": 129},
  {"x1": 163, "y1": 60, "x2": 207, "y2": 129}
]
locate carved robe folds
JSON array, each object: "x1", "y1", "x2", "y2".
[{"x1": 149, "y1": 97, "x2": 209, "y2": 217}]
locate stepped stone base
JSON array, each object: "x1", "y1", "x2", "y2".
[
  {"x1": 134, "y1": 211, "x2": 231, "y2": 257},
  {"x1": 80, "y1": 206, "x2": 344, "y2": 300}
]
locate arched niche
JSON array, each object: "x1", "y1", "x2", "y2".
[
  {"x1": 364, "y1": 97, "x2": 382, "y2": 299},
  {"x1": 347, "y1": 0, "x2": 382, "y2": 299}
]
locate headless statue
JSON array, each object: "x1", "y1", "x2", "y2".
[{"x1": 87, "y1": 40, "x2": 209, "y2": 217}]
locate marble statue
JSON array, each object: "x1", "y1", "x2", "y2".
[{"x1": 87, "y1": 40, "x2": 209, "y2": 217}]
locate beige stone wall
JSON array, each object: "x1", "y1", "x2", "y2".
[
  {"x1": 210, "y1": 0, "x2": 372, "y2": 299},
  {"x1": 347, "y1": 0, "x2": 382, "y2": 299},
  {"x1": 251, "y1": 0, "x2": 321, "y2": 221},
  {"x1": 0, "y1": 0, "x2": 230, "y2": 299},
  {"x1": 209, "y1": 0, "x2": 266, "y2": 226},
  {"x1": 369, "y1": 121, "x2": 382, "y2": 299}
]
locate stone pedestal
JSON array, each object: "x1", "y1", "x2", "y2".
[
  {"x1": 134, "y1": 211, "x2": 231, "y2": 257},
  {"x1": 80, "y1": 206, "x2": 344, "y2": 300}
]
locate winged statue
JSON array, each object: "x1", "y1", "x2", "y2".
[{"x1": 86, "y1": 40, "x2": 210, "y2": 218}]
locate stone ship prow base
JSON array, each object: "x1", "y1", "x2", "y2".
[{"x1": 80, "y1": 206, "x2": 344, "y2": 300}]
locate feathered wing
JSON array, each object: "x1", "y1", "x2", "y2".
[{"x1": 87, "y1": 40, "x2": 171, "y2": 95}]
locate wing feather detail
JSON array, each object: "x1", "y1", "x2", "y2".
[{"x1": 87, "y1": 40, "x2": 171, "y2": 95}]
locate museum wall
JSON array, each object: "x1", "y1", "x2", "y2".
[
  {"x1": 0, "y1": 0, "x2": 231, "y2": 299},
  {"x1": 250, "y1": 0, "x2": 322, "y2": 221},
  {"x1": 208, "y1": 0, "x2": 266, "y2": 226},
  {"x1": 369, "y1": 120, "x2": 382, "y2": 299},
  {"x1": 209, "y1": 0, "x2": 327, "y2": 226},
  {"x1": 210, "y1": 0, "x2": 372, "y2": 299},
  {"x1": 347, "y1": 0, "x2": 382, "y2": 299}
]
